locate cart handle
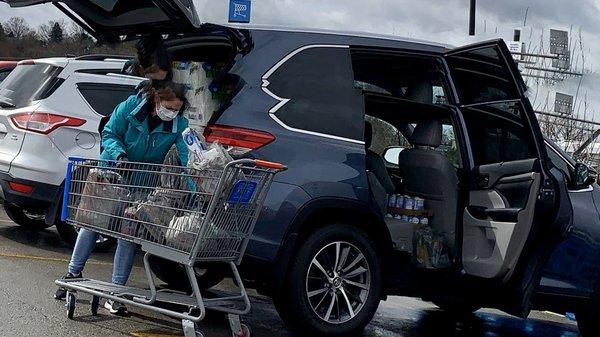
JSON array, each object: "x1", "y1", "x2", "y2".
[{"x1": 254, "y1": 159, "x2": 287, "y2": 171}]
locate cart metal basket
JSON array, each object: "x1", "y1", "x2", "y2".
[{"x1": 56, "y1": 157, "x2": 285, "y2": 337}]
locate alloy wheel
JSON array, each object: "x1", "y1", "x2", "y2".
[{"x1": 305, "y1": 241, "x2": 371, "y2": 324}]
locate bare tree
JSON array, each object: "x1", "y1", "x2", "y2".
[
  {"x1": 4, "y1": 17, "x2": 31, "y2": 40},
  {"x1": 38, "y1": 20, "x2": 68, "y2": 43}
]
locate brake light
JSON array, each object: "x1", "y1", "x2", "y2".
[
  {"x1": 11, "y1": 113, "x2": 86, "y2": 134},
  {"x1": 8, "y1": 182, "x2": 34, "y2": 194},
  {"x1": 204, "y1": 125, "x2": 275, "y2": 155}
]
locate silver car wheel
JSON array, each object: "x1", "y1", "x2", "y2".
[{"x1": 305, "y1": 241, "x2": 371, "y2": 324}]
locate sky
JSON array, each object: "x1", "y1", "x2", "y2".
[{"x1": 1, "y1": 0, "x2": 599, "y2": 115}]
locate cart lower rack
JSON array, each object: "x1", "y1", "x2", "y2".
[{"x1": 57, "y1": 157, "x2": 285, "y2": 337}]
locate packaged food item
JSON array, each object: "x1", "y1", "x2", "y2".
[
  {"x1": 404, "y1": 195, "x2": 414, "y2": 210},
  {"x1": 395, "y1": 194, "x2": 405, "y2": 209},
  {"x1": 414, "y1": 197, "x2": 425, "y2": 210},
  {"x1": 387, "y1": 194, "x2": 397, "y2": 208},
  {"x1": 401, "y1": 215, "x2": 410, "y2": 222},
  {"x1": 182, "y1": 127, "x2": 206, "y2": 159},
  {"x1": 410, "y1": 216, "x2": 420, "y2": 224},
  {"x1": 394, "y1": 214, "x2": 402, "y2": 220},
  {"x1": 419, "y1": 217, "x2": 429, "y2": 225}
]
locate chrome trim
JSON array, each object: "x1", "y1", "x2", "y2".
[{"x1": 261, "y1": 44, "x2": 364, "y2": 145}]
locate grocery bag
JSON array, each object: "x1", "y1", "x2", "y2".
[{"x1": 74, "y1": 168, "x2": 130, "y2": 231}]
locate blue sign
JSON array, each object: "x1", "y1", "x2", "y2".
[
  {"x1": 228, "y1": 0, "x2": 251, "y2": 23},
  {"x1": 228, "y1": 180, "x2": 257, "y2": 204}
]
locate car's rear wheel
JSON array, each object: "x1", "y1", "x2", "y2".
[
  {"x1": 3, "y1": 203, "x2": 52, "y2": 230},
  {"x1": 148, "y1": 256, "x2": 229, "y2": 291},
  {"x1": 577, "y1": 302, "x2": 600, "y2": 337},
  {"x1": 274, "y1": 224, "x2": 382, "y2": 336},
  {"x1": 55, "y1": 220, "x2": 116, "y2": 252}
]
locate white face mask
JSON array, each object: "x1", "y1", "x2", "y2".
[{"x1": 155, "y1": 102, "x2": 178, "y2": 121}]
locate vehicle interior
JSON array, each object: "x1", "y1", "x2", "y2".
[{"x1": 351, "y1": 51, "x2": 462, "y2": 269}]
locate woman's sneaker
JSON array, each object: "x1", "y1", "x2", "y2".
[
  {"x1": 54, "y1": 272, "x2": 82, "y2": 300},
  {"x1": 104, "y1": 299, "x2": 128, "y2": 316}
]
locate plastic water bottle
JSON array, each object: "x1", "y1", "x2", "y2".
[{"x1": 565, "y1": 312, "x2": 576, "y2": 321}]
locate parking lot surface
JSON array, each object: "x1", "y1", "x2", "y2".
[{"x1": 0, "y1": 208, "x2": 580, "y2": 337}]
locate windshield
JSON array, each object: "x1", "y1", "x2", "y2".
[{"x1": 0, "y1": 63, "x2": 63, "y2": 109}]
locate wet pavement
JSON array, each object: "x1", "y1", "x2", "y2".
[{"x1": 0, "y1": 208, "x2": 581, "y2": 337}]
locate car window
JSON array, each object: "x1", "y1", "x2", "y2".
[
  {"x1": 437, "y1": 124, "x2": 460, "y2": 167},
  {"x1": 78, "y1": 83, "x2": 136, "y2": 116},
  {"x1": 0, "y1": 70, "x2": 11, "y2": 83},
  {"x1": 445, "y1": 45, "x2": 521, "y2": 105},
  {"x1": 462, "y1": 101, "x2": 537, "y2": 165},
  {"x1": 365, "y1": 115, "x2": 408, "y2": 156},
  {"x1": 0, "y1": 64, "x2": 63, "y2": 108},
  {"x1": 546, "y1": 144, "x2": 572, "y2": 178},
  {"x1": 266, "y1": 47, "x2": 363, "y2": 141}
]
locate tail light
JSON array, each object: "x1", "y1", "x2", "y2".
[
  {"x1": 8, "y1": 181, "x2": 34, "y2": 194},
  {"x1": 204, "y1": 124, "x2": 275, "y2": 155},
  {"x1": 11, "y1": 112, "x2": 86, "y2": 134}
]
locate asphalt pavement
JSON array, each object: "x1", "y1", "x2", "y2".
[{"x1": 0, "y1": 208, "x2": 581, "y2": 337}]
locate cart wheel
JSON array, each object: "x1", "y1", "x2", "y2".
[
  {"x1": 90, "y1": 296, "x2": 100, "y2": 315},
  {"x1": 234, "y1": 323, "x2": 251, "y2": 337},
  {"x1": 66, "y1": 292, "x2": 76, "y2": 319}
]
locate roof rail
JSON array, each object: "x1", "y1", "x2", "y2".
[{"x1": 74, "y1": 54, "x2": 133, "y2": 61}]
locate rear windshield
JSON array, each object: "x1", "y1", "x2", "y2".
[{"x1": 0, "y1": 64, "x2": 63, "y2": 109}]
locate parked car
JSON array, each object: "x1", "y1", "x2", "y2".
[
  {"x1": 0, "y1": 55, "x2": 142, "y2": 250},
  {"x1": 1, "y1": 1, "x2": 595, "y2": 336},
  {"x1": 0, "y1": 61, "x2": 17, "y2": 83}
]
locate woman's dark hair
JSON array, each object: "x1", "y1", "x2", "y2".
[{"x1": 135, "y1": 34, "x2": 173, "y2": 81}]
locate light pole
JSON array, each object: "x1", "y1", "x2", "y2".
[{"x1": 469, "y1": 0, "x2": 476, "y2": 36}]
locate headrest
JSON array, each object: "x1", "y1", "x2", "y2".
[
  {"x1": 364, "y1": 121, "x2": 373, "y2": 148},
  {"x1": 411, "y1": 120, "x2": 442, "y2": 147}
]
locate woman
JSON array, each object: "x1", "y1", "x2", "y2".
[{"x1": 55, "y1": 84, "x2": 190, "y2": 316}]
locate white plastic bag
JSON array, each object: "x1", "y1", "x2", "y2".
[{"x1": 165, "y1": 213, "x2": 202, "y2": 251}]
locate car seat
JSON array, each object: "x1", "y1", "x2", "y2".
[{"x1": 398, "y1": 119, "x2": 459, "y2": 252}]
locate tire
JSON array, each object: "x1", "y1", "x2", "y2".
[
  {"x1": 3, "y1": 203, "x2": 52, "y2": 230},
  {"x1": 55, "y1": 220, "x2": 117, "y2": 252},
  {"x1": 577, "y1": 303, "x2": 599, "y2": 337},
  {"x1": 274, "y1": 224, "x2": 383, "y2": 336},
  {"x1": 148, "y1": 256, "x2": 228, "y2": 291}
]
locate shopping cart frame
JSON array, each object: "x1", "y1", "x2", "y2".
[{"x1": 56, "y1": 157, "x2": 285, "y2": 337}]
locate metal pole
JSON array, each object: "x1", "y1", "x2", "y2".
[{"x1": 469, "y1": 0, "x2": 476, "y2": 36}]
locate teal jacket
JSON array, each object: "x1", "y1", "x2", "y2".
[{"x1": 100, "y1": 94, "x2": 189, "y2": 166}]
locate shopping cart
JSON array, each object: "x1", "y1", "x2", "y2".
[{"x1": 57, "y1": 157, "x2": 285, "y2": 337}]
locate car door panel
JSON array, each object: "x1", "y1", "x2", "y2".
[{"x1": 464, "y1": 160, "x2": 541, "y2": 280}]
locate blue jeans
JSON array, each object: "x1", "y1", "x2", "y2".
[{"x1": 68, "y1": 229, "x2": 136, "y2": 285}]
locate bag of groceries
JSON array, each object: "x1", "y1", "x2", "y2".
[{"x1": 74, "y1": 168, "x2": 130, "y2": 231}]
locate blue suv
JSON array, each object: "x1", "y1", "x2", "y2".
[{"x1": 3, "y1": 1, "x2": 596, "y2": 336}]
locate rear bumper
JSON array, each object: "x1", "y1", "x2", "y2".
[{"x1": 0, "y1": 172, "x2": 61, "y2": 211}]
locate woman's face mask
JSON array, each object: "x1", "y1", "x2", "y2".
[{"x1": 155, "y1": 102, "x2": 178, "y2": 121}]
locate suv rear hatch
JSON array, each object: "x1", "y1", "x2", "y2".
[
  {"x1": 1, "y1": 0, "x2": 201, "y2": 42},
  {"x1": 0, "y1": 61, "x2": 64, "y2": 172}
]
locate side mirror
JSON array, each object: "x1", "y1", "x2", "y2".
[
  {"x1": 572, "y1": 163, "x2": 596, "y2": 189},
  {"x1": 383, "y1": 147, "x2": 404, "y2": 165}
]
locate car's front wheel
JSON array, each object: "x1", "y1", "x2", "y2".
[
  {"x1": 274, "y1": 223, "x2": 383, "y2": 336},
  {"x1": 3, "y1": 203, "x2": 52, "y2": 230}
]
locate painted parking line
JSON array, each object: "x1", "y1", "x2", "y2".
[
  {"x1": 0, "y1": 252, "x2": 112, "y2": 266},
  {"x1": 130, "y1": 331, "x2": 181, "y2": 337}
]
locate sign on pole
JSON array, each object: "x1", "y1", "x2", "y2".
[{"x1": 229, "y1": 0, "x2": 251, "y2": 23}]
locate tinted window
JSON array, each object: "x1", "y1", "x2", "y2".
[
  {"x1": 446, "y1": 45, "x2": 521, "y2": 105},
  {"x1": 267, "y1": 47, "x2": 363, "y2": 140},
  {"x1": 78, "y1": 83, "x2": 136, "y2": 116},
  {"x1": 0, "y1": 64, "x2": 63, "y2": 108},
  {"x1": 463, "y1": 101, "x2": 537, "y2": 165},
  {"x1": 0, "y1": 70, "x2": 11, "y2": 83},
  {"x1": 352, "y1": 52, "x2": 448, "y2": 105}
]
